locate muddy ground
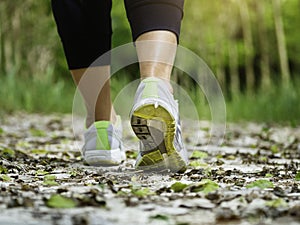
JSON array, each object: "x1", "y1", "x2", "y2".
[{"x1": 0, "y1": 113, "x2": 300, "y2": 225}]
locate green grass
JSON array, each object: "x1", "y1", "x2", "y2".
[
  {"x1": 1, "y1": 69, "x2": 300, "y2": 124},
  {"x1": 0, "y1": 68, "x2": 75, "y2": 114},
  {"x1": 225, "y1": 83, "x2": 300, "y2": 124}
]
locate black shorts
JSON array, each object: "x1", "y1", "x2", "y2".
[{"x1": 51, "y1": 0, "x2": 184, "y2": 69}]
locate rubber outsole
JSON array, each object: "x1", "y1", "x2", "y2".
[
  {"x1": 84, "y1": 148, "x2": 125, "y2": 166},
  {"x1": 131, "y1": 103, "x2": 187, "y2": 173}
]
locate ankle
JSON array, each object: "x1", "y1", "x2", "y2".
[{"x1": 141, "y1": 76, "x2": 174, "y2": 94}]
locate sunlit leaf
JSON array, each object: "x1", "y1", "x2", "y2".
[
  {"x1": 30, "y1": 128, "x2": 46, "y2": 137},
  {"x1": 171, "y1": 182, "x2": 188, "y2": 193},
  {"x1": 265, "y1": 173, "x2": 273, "y2": 178},
  {"x1": 190, "y1": 151, "x2": 208, "y2": 159},
  {"x1": 246, "y1": 179, "x2": 274, "y2": 189},
  {"x1": 35, "y1": 170, "x2": 49, "y2": 176},
  {"x1": 271, "y1": 145, "x2": 279, "y2": 154},
  {"x1": 190, "y1": 179, "x2": 219, "y2": 194},
  {"x1": 226, "y1": 155, "x2": 236, "y2": 160},
  {"x1": 46, "y1": 194, "x2": 77, "y2": 208},
  {"x1": 0, "y1": 165, "x2": 8, "y2": 174},
  {"x1": 31, "y1": 149, "x2": 48, "y2": 154},
  {"x1": 189, "y1": 160, "x2": 208, "y2": 168},
  {"x1": 0, "y1": 174, "x2": 11, "y2": 181},
  {"x1": 266, "y1": 198, "x2": 287, "y2": 208},
  {"x1": 69, "y1": 170, "x2": 78, "y2": 177},
  {"x1": 131, "y1": 188, "x2": 154, "y2": 197},
  {"x1": 43, "y1": 175, "x2": 58, "y2": 186}
]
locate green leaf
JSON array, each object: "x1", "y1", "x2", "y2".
[
  {"x1": 150, "y1": 214, "x2": 169, "y2": 221},
  {"x1": 0, "y1": 165, "x2": 8, "y2": 174},
  {"x1": 1, "y1": 148, "x2": 15, "y2": 159},
  {"x1": 126, "y1": 150, "x2": 138, "y2": 159},
  {"x1": 191, "y1": 179, "x2": 219, "y2": 194},
  {"x1": 43, "y1": 175, "x2": 58, "y2": 186},
  {"x1": 216, "y1": 154, "x2": 223, "y2": 159},
  {"x1": 46, "y1": 194, "x2": 77, "y2": 208},
  {"x1": 44, "y1": 175, "x2": 56, "y2": 180},
  {"x1": 171, "y1": 182, "x2": 188, "y2": 193},
  {"x1": 116, "y1": 190, "x2": 128, "y2": 196},
  {"x1": 35, "y1": 170, "x2": 49, "y2": 176},
  {"x1": 189, "y1": 160, "x2": 208, "y2": 168},
  {"x1": 131, "y1": 188, "x2": 154, "y2": 197},
  {"x1": 266, "y1": 198, "x2": 287, "y2": 208},
  {"x1": 190, "y1": 151, "x2": 208, "y2": 159},
  {"x1": 30, "y1": 128, "x2": 46, "y2": 137},
  {"x1": 295, "y1": 172, "x2": 300, "y2": 181},
  {"x1": 271, "y1": 145, "x2": 279, "y2": 154},
  {"x1": 226, "y1": 155, "x2": 236, "y2": 160},
  {"x1": 69, "y1": 170, "x2": 78, "y2": 177},
  {"x1": 259, "y1": 156, "x2": 268, "y2": 162},
  {"x1": 265, "y1": 173, "x2": 273, "y2": 178},
  {"x1": 0, "y1": 174, "x2": 11, "y2": 181},
  {"x1": 0, "y1": 127, "x2": 3, "y2": 135},
  {"x1": 246, "y1": 179, "x2": 274, "y2": 189},
  {"x1": 31, "y1": 149, "x2": 48, "y2": 154}
]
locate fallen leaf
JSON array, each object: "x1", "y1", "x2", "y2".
[
  {"x1": 30, "y1": 128, "x2": 46, "y2": 137},
  {"x1": 31, "y1": 149, "x2": 48, "y2": 154},
  {"x1": 171, "y1": 182, "x2": 188, "y2": 193},
  {"x1": 189, "y1": 160, "x2": 208, "y2": 168},
  {"x1": 131, "y1": 188, "x2": 154, "y2": 197},
  {"x1": 190, "y1": 151, "x2": 208, "y2": 159},
  {"x1": 190, "y1": 179, "x2": 219, "y2": 194},
  {"x1": 265, "y1": 198, "x2": 287, "y2": 208},
  {"x1": 246, "y1": 179, "x2": 274, "y2": 189},
  {"x1": 43, "y1": 175, "x2": 58, "y2": 186},
  {"x1": 1, "y1": 148, "x2": 15, "y2": 159},
  {"x1": 46, "y1": 194, "x2": 77, "y2": 208},
  {"x1": 0, "y1": 165, "x2": 8, "y2": 174},
  {"x1": 0, "y1": 174, "x2": 11, "y2": 181},
  {"x1": 149, "y1": 214, "x2": 169, "y2": 221},
  {"x1": 35, "y1": 170, "x2": 49, "y2": 176},
  {"x1": 295, "y1": 172, "x2": 300, "y2": 181}
]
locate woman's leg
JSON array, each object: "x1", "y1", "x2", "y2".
[
  {"x1": 51, "y1": 0, "x2": 114, "y2": 127},
  {"x1": 125, "y1": 0, "x2": 188, "y2": 172},
  {"x1": 125, "y1": 0, "x2": 184, "y2": 82}
]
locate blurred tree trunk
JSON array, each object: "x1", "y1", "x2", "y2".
[
  {"x1": 0, "y1": 4, "x2": 6, "y2": 75},
  {"x1": 272, "y1": 0, "x2": 290, "y2": 85},
  {"x1": 226, "y1": 2, "x2": 239, "y2": 94},
  {"x1": 237, "y1": 0, "x2": 255, "y2": 92},
  {"x1": 0, "y1": 26, "x2": 6, "y2": 75},
  {"x1": 228, "y1": 41, "x2": 239, "y2": 93},
  {"x1": 255, "y1": 1, "x2": 271, "y2": 88}
]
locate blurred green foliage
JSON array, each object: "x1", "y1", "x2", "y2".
[{"x1": 0, "y1": 0, "x2": 299, "y2": 122}]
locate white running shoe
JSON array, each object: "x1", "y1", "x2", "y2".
[
  {"x1": 130, "y1": 77, "x2": 188, "y2": 172},
  {"x1": 82, "y1": 116, "x2": 126, "y2": 166}
]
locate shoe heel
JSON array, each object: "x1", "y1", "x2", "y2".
[{"x1": 131, "y1": 104, "x2": 187, "y2": 172}]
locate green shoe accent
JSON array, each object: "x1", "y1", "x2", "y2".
[
  {"x1": 94, "y1": 121, "x2": 111, "y2": 150},
  {"x1": 142, "y1": 77, "x2": 159, "y2": 99}
]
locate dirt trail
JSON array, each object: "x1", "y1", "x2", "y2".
[{"x1": 0, "y1": 113, "x2": 299, "y2": 225}]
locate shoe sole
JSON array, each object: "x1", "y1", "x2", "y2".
[
  {"x1": 84, "y1": 148, "x2": 125, "y2": 166},
  {"x1": 131, "y1": 103, "x2": 187, "y2": 172}
]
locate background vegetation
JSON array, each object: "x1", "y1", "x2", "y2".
[{"x1": 0, "y1": 0, "x2": 299, "y2": 123}]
